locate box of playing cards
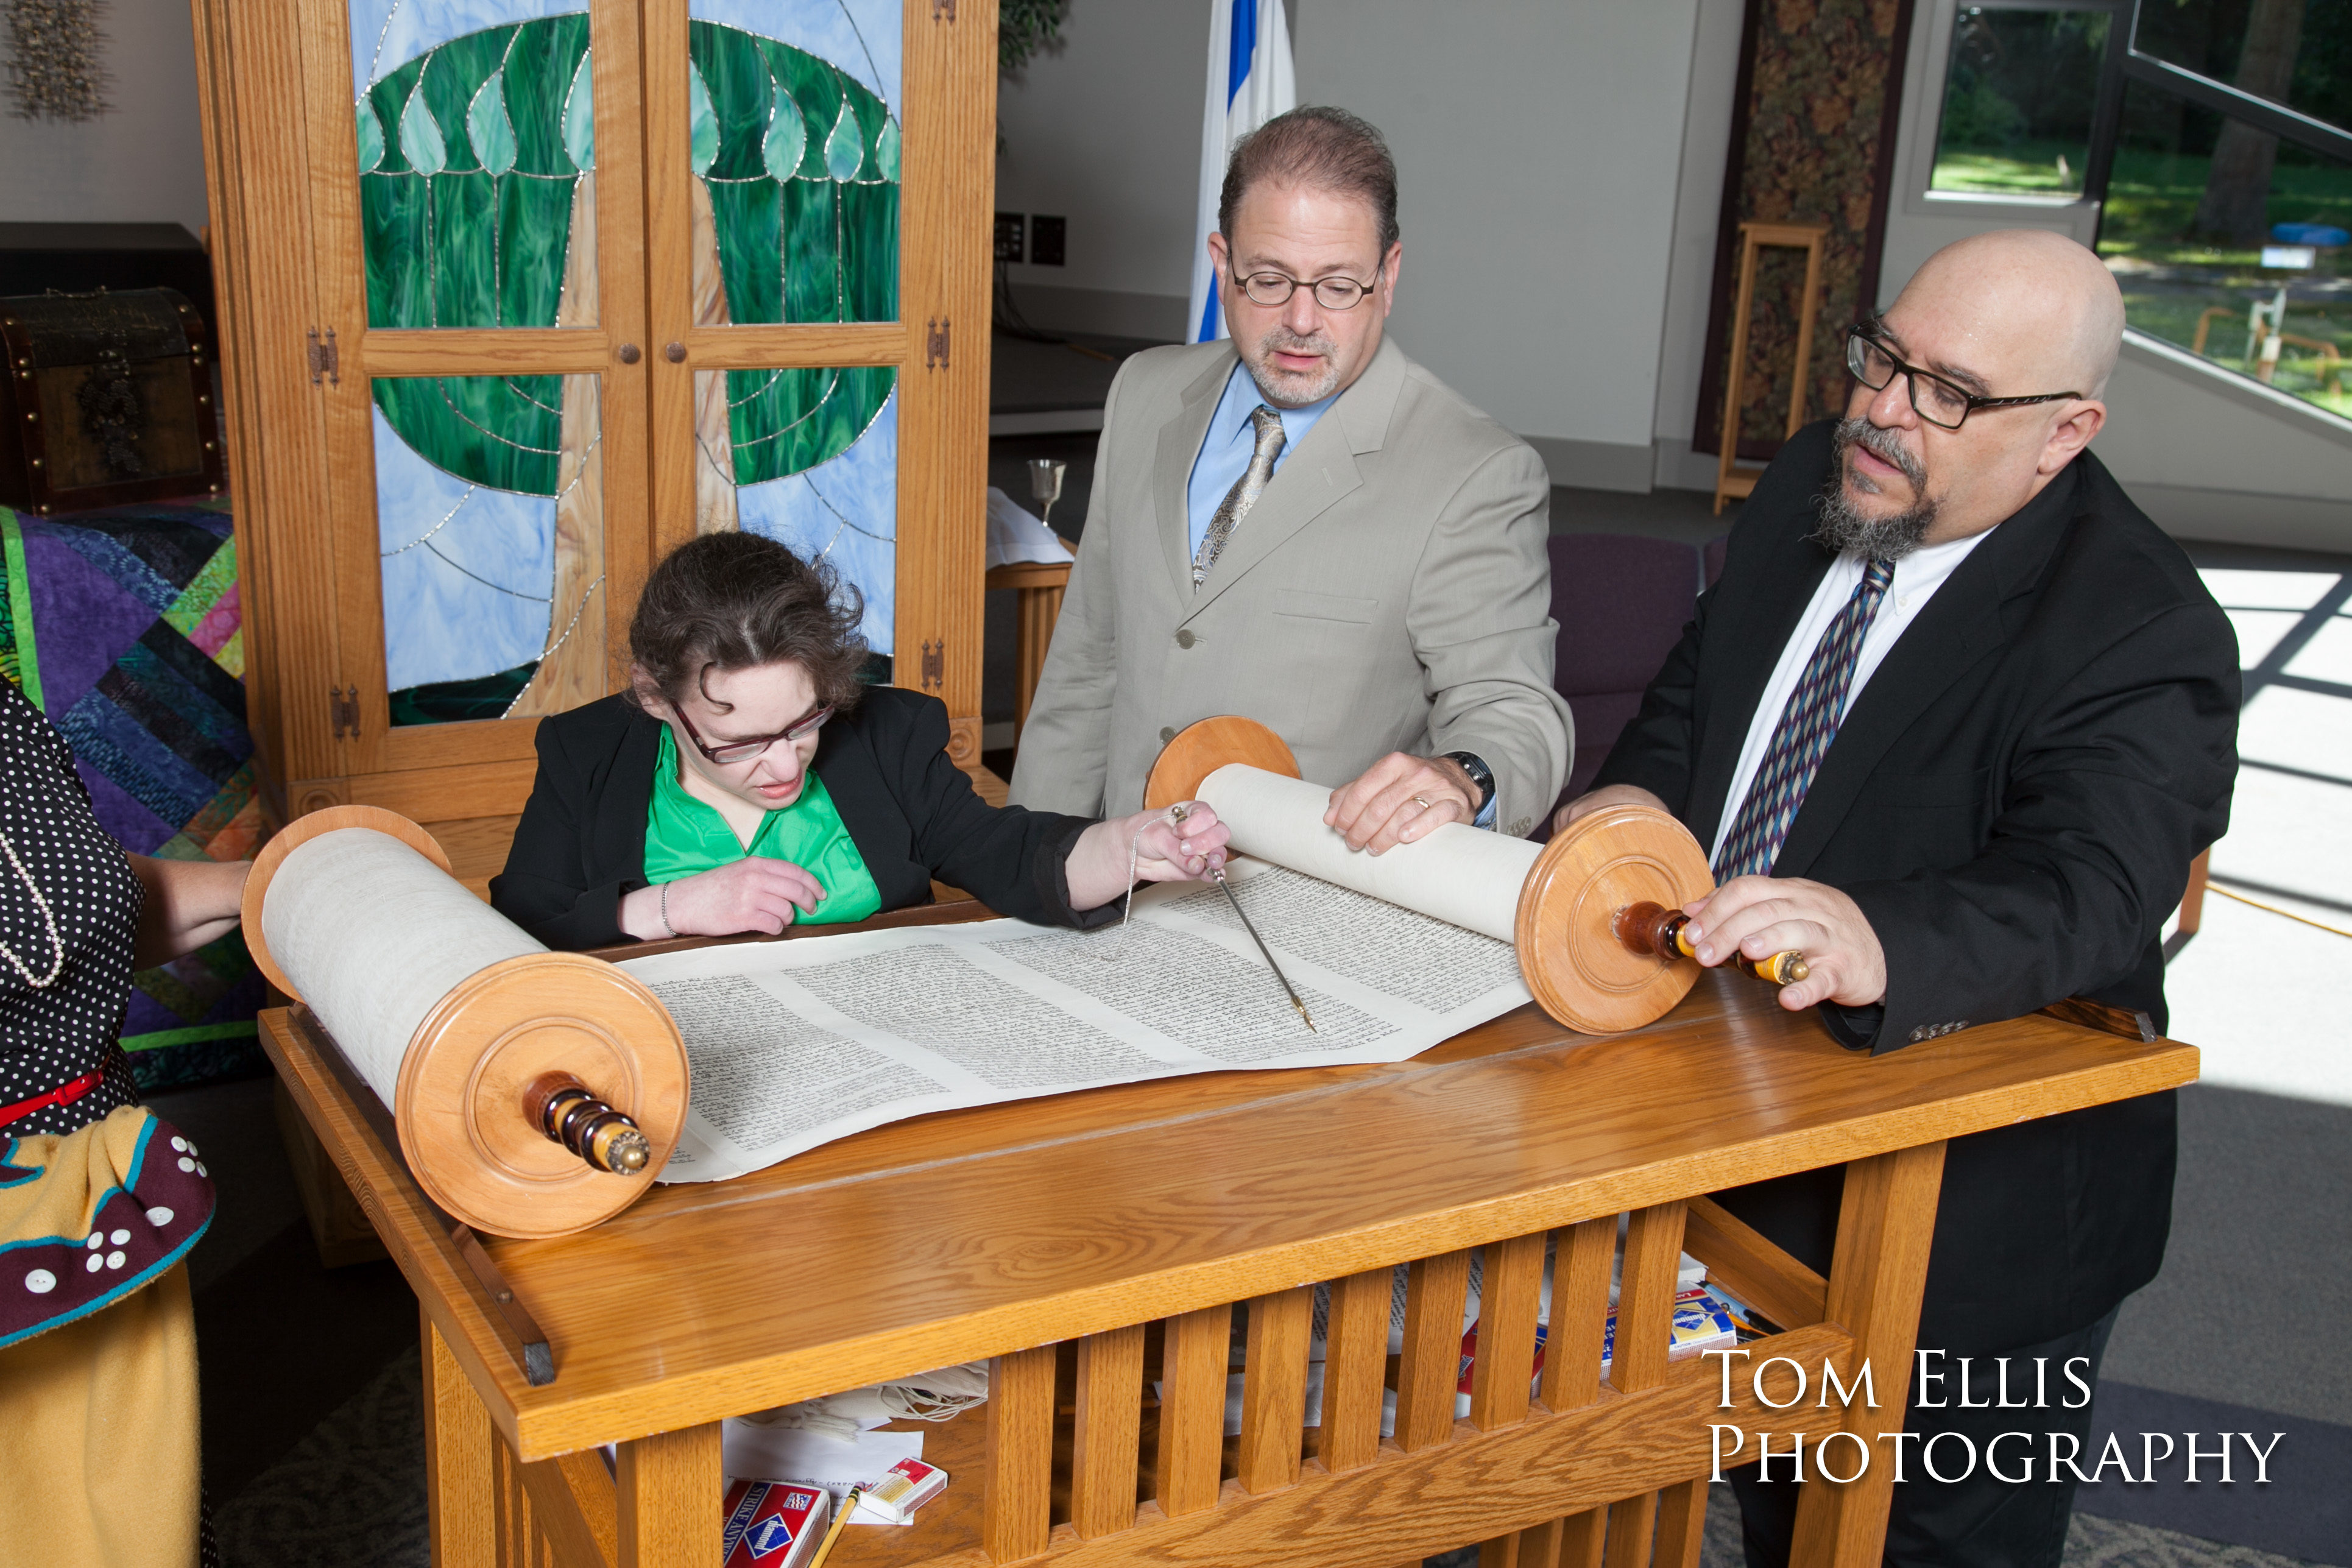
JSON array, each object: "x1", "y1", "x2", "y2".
[{"x1": 721, "y1": 1479, "x2": 830, "y2": 1566}]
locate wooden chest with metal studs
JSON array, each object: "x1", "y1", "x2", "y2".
[{"x1": 0, "y1": 287, "x2": 226, "y2": 515}]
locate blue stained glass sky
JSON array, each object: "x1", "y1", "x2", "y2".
[
  {"x1": 688, "y1": 0, "x2": 900, "y2": 109},
  {"x1": 350, "y1": 0, "x2": 582, "y2": 93},
  {"x1": 374, "y1": 406, "x2": 556, "y2": 690},
  {"x1": 350, "y1": 0, "x2": 900, "y2": 109},
  {"x1": 735, "y1": 390, "x2": 895, "y2": 656}
]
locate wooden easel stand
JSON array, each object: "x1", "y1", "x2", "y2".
[{"x1": 1714, "y1": 222, "x2": 1829, "y2": 516}]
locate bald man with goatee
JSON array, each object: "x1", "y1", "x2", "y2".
[{"x1": 1563, "y1": 230, "x2": 2238, "y2": 1566}]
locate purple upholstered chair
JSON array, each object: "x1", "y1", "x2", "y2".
[{"x1": 1537, "y1": 533, "x2": 1703, "y2": 839}]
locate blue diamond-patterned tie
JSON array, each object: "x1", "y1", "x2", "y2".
[{"x1": 1712, "y1": 559, "x2": 1896, "y2": 881}]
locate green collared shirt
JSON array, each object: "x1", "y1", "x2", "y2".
[{"x1": 643, "y1": 726, "x2": 883, "y2": 925}]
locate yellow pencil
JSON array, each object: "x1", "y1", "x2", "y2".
[{"x1": 805, "y1": 1487, "x2": 862, "y2": 1568}]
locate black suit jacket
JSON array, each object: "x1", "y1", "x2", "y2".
[
  {"x1": 1595, "y1": 422, "x2": 2238, "y2": 1351},
  {"x1": 490, "y1": 688, "x2": 1117, "y2": 951}
]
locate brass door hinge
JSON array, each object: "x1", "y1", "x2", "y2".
[
  {"x1": 329, "y1": 684, "x2": 359, "y2": 738},
  {"x1": 307, "y1": 327, "x2": 340, "y2": 386},
  {"x1": 924, "y1": 318, "x2": 950, "y2": 370},
  {"x1": 919, "y1": 640, "x2": 944, "y2": 691}
]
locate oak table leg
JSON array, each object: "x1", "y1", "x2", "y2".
[
  {"x1": 984, "y1": 1344, "x2": 1059, "y2": 1561},
  {"x1": 1788, "y1": 1141, "x2": 1948, "y2": 1568},
  {"x1": 1070, "y1": 1323, "x2": 1146, "y2": 1539},
  {"x1": 616, "y1": 1423, "x2": 722, "y2": 1567},
  {"x1": 1652, "y1": 1477, "x2": 1709, "y2": 1568},
  {"x1": 424, "y1": 1315, "x2": 498, "y2": 1568},
  {"x1": 1558, "y1": 1504, "x2": 1608, "y2": 1568}
]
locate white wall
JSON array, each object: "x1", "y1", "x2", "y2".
[
  {"x1": 1649, "y1": 0, "x2": 1748, "y2": 491},
  {"x1": 999, "y1": 0, "x2": 1707, "y2": 489},
  {"x1": 1293, "y1": 0, "x2": 1701, "y2": 487},
  {"x1": 0, "y1": 0, "x2": 210, "y2": 233},
  {"x1": 995, "y1": 3, "x2": 1208, "y2": 339}
]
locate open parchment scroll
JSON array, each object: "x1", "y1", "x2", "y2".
[{"x1": 623, "y1": 764, "x2": 1541, "y2": 1183}]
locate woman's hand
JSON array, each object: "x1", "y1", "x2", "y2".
[
  {"x1": 1064, "y1": 803, "x2": 1232, "y2": 911},
  {"x1": 620, "y1": 857, "x2": 827, "y2": 940}
]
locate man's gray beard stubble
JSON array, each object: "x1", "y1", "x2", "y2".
[
  {"x1": 1245, "y1": 325, "x2": 1342, "y2": 406},
  {"x1": 1813, "y1": 417, "x2": 1938, "y2": 562}
]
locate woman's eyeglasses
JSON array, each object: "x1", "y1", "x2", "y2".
[{"x1": 673, "y1": 702, "x2": 833, "y2": 766}]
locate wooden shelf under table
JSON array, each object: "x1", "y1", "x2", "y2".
[{"x1": 260, "y1": 911, "x2": 2195, "y2": 1568}]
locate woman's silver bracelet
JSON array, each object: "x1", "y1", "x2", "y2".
[{"x1": 660, "y1": 882, "x2": 679, "y2": 938}]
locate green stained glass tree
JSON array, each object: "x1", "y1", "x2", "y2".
[{"x1": 688, "y1": 20, "x2": 899, "y2": 486}]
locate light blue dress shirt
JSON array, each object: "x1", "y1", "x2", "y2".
[
  {"x1": 1182, "y1": 360, "x2": 1499, "y2": 828},
  {"x1": 1184, "y1": 362, "x2": 1337, "y2": 560}
]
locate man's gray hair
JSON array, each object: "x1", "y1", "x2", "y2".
[{"x1": 1218, "y1": 106, "x2": 1399, "y2": 253}]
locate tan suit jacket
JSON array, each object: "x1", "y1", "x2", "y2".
[{"x1": 1009, "y1": 337, "x2": 1570, "y2": 833}]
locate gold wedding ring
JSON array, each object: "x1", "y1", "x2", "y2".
[{"x1": 1411, "y1": 795, "x2": 1433, "y2": 810}]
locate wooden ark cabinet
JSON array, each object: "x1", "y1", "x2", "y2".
[{"x1": 190, "y1": 0, "x2": 1000, "y2": 890}]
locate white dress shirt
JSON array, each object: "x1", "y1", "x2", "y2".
[{"x1": 1711, "y1": 529, "x2": 1997, "y2": 864}]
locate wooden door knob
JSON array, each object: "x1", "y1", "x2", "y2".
[{"x1": 664, "y1": 342, "x2": 687, "y2": 362}]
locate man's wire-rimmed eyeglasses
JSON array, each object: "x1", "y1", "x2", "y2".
[
  {"x1": 1234, "y1": 270, "x2": 1380, "y2": 311},
  {"x1": 1846, "y1": 325, "x2": 2080, "y2": 431},
  {"x1": 673, "y1": 702, "x2": 834, "y2": 766}
]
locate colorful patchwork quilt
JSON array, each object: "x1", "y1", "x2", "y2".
[{"x1": 0, "y1": 500, "x2": 274, "y2": 1093}]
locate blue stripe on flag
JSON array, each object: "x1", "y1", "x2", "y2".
[{"x1": 1228, "y1": 0, "x2": 1256, "y2": 102}]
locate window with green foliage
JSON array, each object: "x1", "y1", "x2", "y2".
[
  {"x1": 1931, "y1": 7, "x2": 2113, "y2": 199},
  {"x1": 1925, "y1": 1, "x2": 2352, "y2": 423},
  {"x1": 2100, "y1": 85, "x2": 2350, "y2": 419}
]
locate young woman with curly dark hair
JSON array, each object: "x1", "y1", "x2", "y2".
[{"x1": 490, "y1": 532, "x2": 1227, "y2": 948}]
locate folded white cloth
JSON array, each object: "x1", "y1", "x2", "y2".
[{"x1": 985, "y1": 487, "x2": 1075, "y2": 569}]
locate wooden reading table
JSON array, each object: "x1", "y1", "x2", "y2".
[{"x1": 259, "y1": 902, "x2": 2194, "y2": 1568}]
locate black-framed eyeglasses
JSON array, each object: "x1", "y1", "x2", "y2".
[
  {"x1": 1846, "y1": 327, "x2": 2082, "y2": 431},
  {"x1": 672, "y1": 702, "x2": 833, "y2": 766},
  {"x1": 1234, "y1": 270, "x2": 1380, "y2": 311}
]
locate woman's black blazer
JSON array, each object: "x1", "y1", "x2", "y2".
[{"x1": 490, "y1": 689, "x2": 1115, "y2": 950}]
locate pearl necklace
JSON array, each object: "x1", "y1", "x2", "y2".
[{"x1": 0, "y1": 830, "x2": 65, "y2": 989}]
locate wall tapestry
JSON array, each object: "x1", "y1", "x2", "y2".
[
  {"x1": 1694, "y1": 0, "x2": 1915, "y2": 464},
  {"x1": 4, "y1": 0, "x2": 111, "y2": 121}
]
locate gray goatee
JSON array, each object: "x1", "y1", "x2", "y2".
[{"x1": 1813, "y1": 417, "x2": 1938, "y2": 562}]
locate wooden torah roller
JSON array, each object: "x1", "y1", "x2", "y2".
[
  {"x1": 242, "y1": 806, "x2": 689, "y2": 1238},
  {"x1": 1145, "y1": 716, "x2": 1790, "y2": 1034}
]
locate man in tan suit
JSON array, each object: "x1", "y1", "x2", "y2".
[{"x1": 1009, "y1": 108, "x2": 1569, "y2": 848}]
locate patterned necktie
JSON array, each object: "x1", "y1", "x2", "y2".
[
  {"x1": 1193, "y1": 405, "x2": 1287, "y2": 588},
  {"x1": 1712, "y1": 558, "x2": 1897, "y2": 881}
]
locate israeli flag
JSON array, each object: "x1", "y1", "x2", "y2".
[{"x1": 1186, "y1": 0, "x2": 1297, "y2": 344}]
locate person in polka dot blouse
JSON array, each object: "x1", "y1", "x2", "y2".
[{"x1": 1, "y1": 679, "x2": 252, "y2": 1567}]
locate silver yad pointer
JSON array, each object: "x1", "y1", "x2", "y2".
[{"x1": 1170, "y1": 803, "x2": 1317, "y2": 1033}]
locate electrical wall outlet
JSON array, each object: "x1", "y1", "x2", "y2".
[
  {"x1": 994, "y1": 212, "x2": 1025, "y2": 263},
  {"x1": 1029, "y1": 215, "x2": 1066, "y2": 267}
]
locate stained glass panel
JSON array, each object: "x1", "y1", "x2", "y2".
[
  {"x1": 355, "y1": 10, "x2": 598, "y2": 329},
  {"x1": 685, "y1": 9, "x2": 900, "y2": 325},
  {"x1": 376, "y1": 372, "x2": 608, "y2": 722},
  {"x1": 694, "y1": 369, "x2": 895, "y2": 655}
]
